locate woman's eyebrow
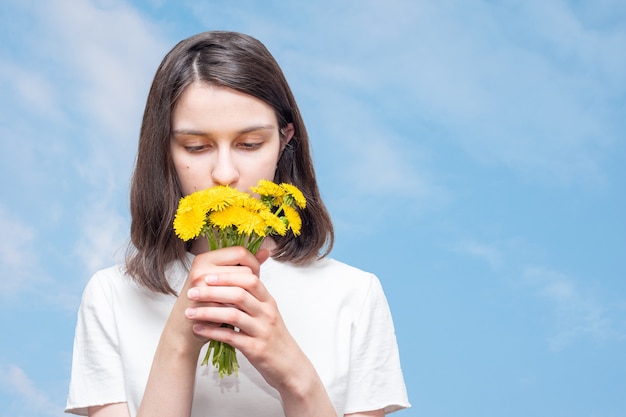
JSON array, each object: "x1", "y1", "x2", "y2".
[
  {"x1": 172, "y1": 124, "x2": 276, "y2": 136},
  {"x1": 238, "y1": 124, "x2": 276, "y2": 134}
]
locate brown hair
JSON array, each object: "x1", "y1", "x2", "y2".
[{"x1": 125, "y1": 31, "x2": 334, "y2": 294}]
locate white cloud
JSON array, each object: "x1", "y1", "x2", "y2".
[
  {"x1": 452, "y1": 240, "x2": 503, "y2": 270},
  {"x1": 5, "y1": 0, "x2": 171, "y2": 189},
  {"x1": 0, "y1": 206, "x2": 79, "y2": 311},
  {"x1": 522, "y1": 265, "x2": 624, "y2": 351},
  {"x1": 324, "y1": 94, "x2": 438, "y2": 201},
  {"x1": 74, "y1": 199, "x2": 128, "y2": 274},
  {"x1": 350, "y1": 139, "x2": 428, "y2": 195},
  {"x1": 0, "y1": 206, "x2": 44, "y2": 296},
  {"x1": 46, "y1": 0, "x2": 166, "y2": 139},
  {"x1": 398, "y1": 0, "x2": 624, "y2": 186},
  {"x1": 449, "y1": 237, "x2": 625, "y2": 351},
  {"x1": 0, "y1": 63, "x2": 62, "y2": 121},
  {"x1": 0, "y1": 364, "x2": 63, "y2": 417}
]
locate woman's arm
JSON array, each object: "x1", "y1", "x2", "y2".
[
  {"x1": 132, "y1": 248, "x2": 258, "y2": 417},
  {"x1": 88, "y1": 403, "x2": 130, "y2": 417},
  {"x1": 345, "y1": 410, "x2": 385, "y2": 417},
  {"x1": 134, "y1": 319, "x2": 200, "y2": 417}
]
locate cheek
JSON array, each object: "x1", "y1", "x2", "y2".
[
  {"x1": 257, "y1": 154, "x2": 280, "y2": 179},
  {"x1": 173, "y1": 158, "x2": 198, "y2": 194}
]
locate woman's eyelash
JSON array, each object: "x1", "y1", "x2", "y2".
[
  {"x1": 185, "y1": 145, "x2": 208, "y2": 152},
  {"x1": 238, "y1": 142, "x2": 262, "y2": 149}
]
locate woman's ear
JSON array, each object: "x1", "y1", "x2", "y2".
[{"x1": 280, "y1": 123, "x2": 295, "y2": 152}]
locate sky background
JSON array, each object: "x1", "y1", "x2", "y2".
[{"x1": 1, "y1": 0, "x2": 625, "y2": 416}]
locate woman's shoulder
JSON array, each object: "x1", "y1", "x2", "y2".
[
  {"x1": 270, "y1": 256, "x2": 372, "y2": 276},
  {"x1": 84, "y1": 256, "x2": 189, "y2": 295},
  {"x1": 264, "y1": 256, "x2": 380, "y2": 293},
  {"x1": 79, "y1": 261, "x2": 183, "y2": 313},
  {"x1": 84, "y1": 263, "x2": 129, "y2": 288},
  {"x1": 79, "y1": 264, "x2": 138, "y2": 304},
  {"x1": 263, "y1": 257, "x2": 394, "y2": 336}
]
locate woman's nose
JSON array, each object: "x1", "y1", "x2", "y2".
[{"x1": 211, "y1": 148, "x2": 239, "y2": 186}]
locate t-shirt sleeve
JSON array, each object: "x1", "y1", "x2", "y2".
[
  {"x1": 65, "y1": 270, "x2": 127, "y2": 415},
  {"x1": 344, "y1": 275, "x2": 411, "y2": 414}
]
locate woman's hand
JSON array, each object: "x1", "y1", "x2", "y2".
[
  {"x1": 165, "y1": 246, "x2": 269, "y2": 357},
  {"x1": 183, "y1": 246, "x2": 305, "y2": 391}
]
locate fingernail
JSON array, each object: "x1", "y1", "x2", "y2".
[
  {"x1": 185, "y1": 307, "x2": 196, "y2": 318},
  {"x1": 205, "y1": 274, "x2": 218, "y2": 284},
  {"x1": 187, "y1": 288, "x2": 199, "y2": 299}
]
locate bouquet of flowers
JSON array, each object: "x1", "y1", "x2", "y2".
[{"x1": 173, "y1": 179, "x2": 306, "y2": 377}]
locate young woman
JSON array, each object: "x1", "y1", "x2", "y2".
[{"x1": 66, "y1": 31, "x2": 409, "y2": 417}]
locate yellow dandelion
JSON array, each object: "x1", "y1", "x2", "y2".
[
  {"x1": 260, "y1": 210, "x2": 287, "y2": 236},
  {"x1": 280, "y1": 183, "x2": 306, "y2": 209},
  {"x1": 201, "y1": 186, "x2": 241, "y2": 211},
  {"x1": 209, "y1": 206, "x2": 265, "y2": 237},
  {"x1": 209, "y1": 206, "x2": 243, "y2": 230},
  {"x1": 236, "y1": 193, "x2": 268, "y2": 213},
  {"x1": 283, "y1": 205, "x2": 302, "y2": 235},
  {"x1": 251, "y1": 179, "x2": 285, "y2": 199},
  {"x1": 173, "y1": 197, "x2": 207, "y2": 241},
  {"x1": 235, "y1": 208, "x2": 266, "y2": 236},
  {"x1": 248, "y1": 211, "x2": 269, "y2": 236}
]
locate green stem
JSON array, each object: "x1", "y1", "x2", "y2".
[{"x1": 201, "y1": 324, "x2": 239, "y2": 378}]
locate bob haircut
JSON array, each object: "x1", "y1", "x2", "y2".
[{"x1": 125, "y1": 31, "x2": 334, "y2": 294}]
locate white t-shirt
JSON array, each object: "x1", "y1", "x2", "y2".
[{"x1": 66, "y1": 255, "x2": 410, "y2": 416}]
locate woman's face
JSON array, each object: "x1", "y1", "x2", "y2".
[{"x1": 171, "y1": 83, "x2": 290, "y2": 195}]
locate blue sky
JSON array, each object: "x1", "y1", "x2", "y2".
[{"x1": 1, "y1": 0, "x2": 625, "y2": 416}]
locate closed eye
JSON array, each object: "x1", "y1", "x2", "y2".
[
  {"x1": 237, "y1": 141, "x2": 263, "y2": 150},
  {"x1": 184, "y1": 144, "x2": 210, "y2": 153}
]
